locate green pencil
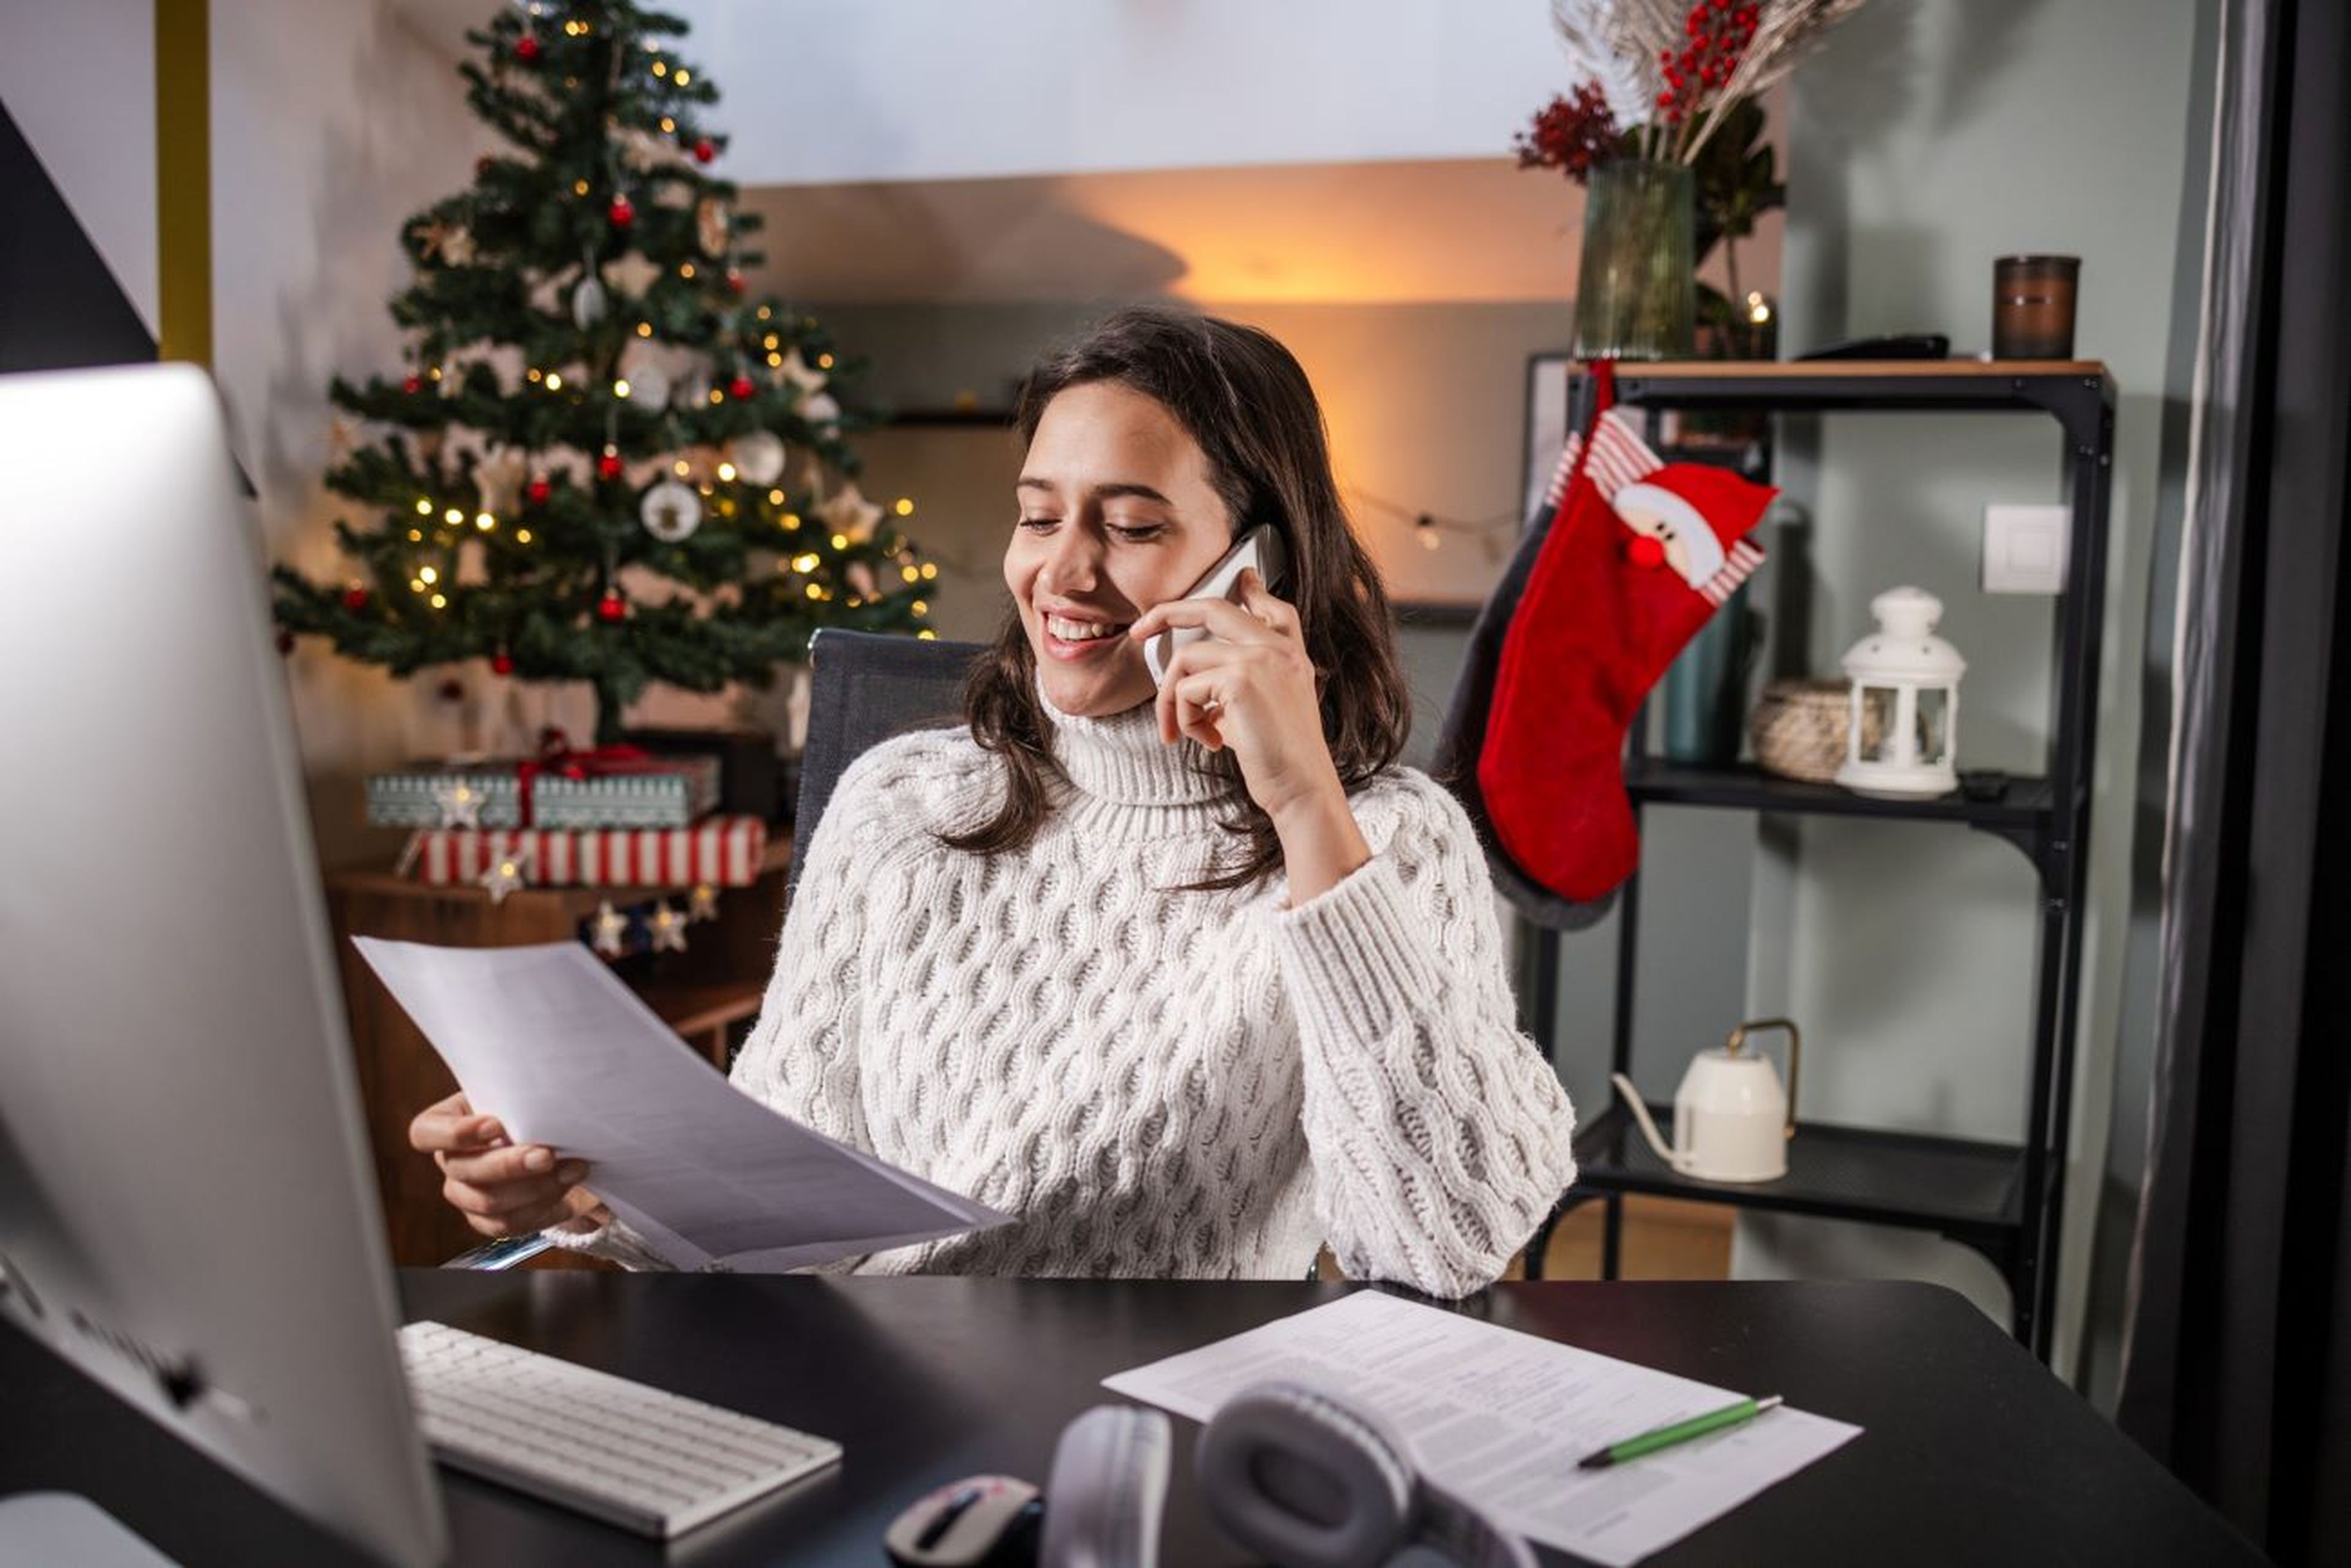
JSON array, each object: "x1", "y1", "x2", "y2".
[{"x1": 1578, "y1": 1395, "x2": 1784, "y2": 1469}]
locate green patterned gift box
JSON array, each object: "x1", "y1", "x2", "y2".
[
  {"x1": 364, "y1": 766, "x2": 523, "y2": 829},
  {"x1": 366, "y1": 753, "x2": 718, "y2": 830},
  {"x1": 533, "y1": 754, "x2": 719, "y2": 828}
]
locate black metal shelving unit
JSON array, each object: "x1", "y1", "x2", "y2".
[{"x1": 1521, "y1": 360, "x2": 2117, "y2": 1362}]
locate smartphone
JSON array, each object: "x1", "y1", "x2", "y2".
[{"x1": 1142, "y1": 523, "x2": 1291, "y2": 689}]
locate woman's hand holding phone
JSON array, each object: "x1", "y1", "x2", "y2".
[{"x1": 1127, "y1": 571, "x2": 1371, "y2": 903}]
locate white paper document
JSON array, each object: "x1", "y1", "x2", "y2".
[
  {"x1": 354, "y1": 937, "x2": 1008, "y2": 1271},
  {"x1": 1104, "y1": 1291, "x2": 1860, "y2": 1567}
]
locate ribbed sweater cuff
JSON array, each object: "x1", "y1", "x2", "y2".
[
  {"x1": 1272, "y1": 855, "x2": 1441, "y2": 1043},
  {"x1": 542, "y1": 1216, "x2": 675, "y2": 1272}
]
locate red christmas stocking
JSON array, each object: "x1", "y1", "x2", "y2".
[{"x1": 1477, "y1": 372, "x2": 1776, "y2": 902}]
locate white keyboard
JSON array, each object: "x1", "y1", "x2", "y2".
[{"x1": 398, "y1": 1320, "x2": 842, "y2": 1538}]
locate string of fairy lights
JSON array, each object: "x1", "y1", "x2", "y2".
[{"x1": 1348, "y1": 487, "x2": 1522, "y2": 558}]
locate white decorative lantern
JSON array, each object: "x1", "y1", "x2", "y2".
[{"x1": 1835, "y1": 587, "x2": 1966, "y2": 799}]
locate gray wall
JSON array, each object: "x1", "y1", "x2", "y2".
[{"x1": 1742, "y1": 0, "x2": 2206, "y2": 1379}]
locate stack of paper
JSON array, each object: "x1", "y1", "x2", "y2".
[
  {"x1": 355, "y1": 938, "x2": 1007, "y2": 1271},
  {"x1": 1105, "y1": 1291, "x2": 1860, "y2": 1566}
]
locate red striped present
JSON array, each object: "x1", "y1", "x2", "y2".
[{"x1": 410, "y1": 816, "x2": 768, "y2": 888}]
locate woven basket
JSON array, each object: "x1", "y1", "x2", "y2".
[{"x1": 1750, "y1": 678, "x2": 1873, "y2": 784}]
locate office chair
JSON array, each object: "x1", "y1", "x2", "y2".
[
  {"x1": 446, "y1": 629, "x2": 985, "y2": 1270},
  {"x1": 787, "y1": 628, "x2": 986, "y2": 902}
]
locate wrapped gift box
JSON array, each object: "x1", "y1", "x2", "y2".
[
  {"x1": 364, "y1": 766, "x2": 523, "y2": 830},
  {"x1": 366, "y1": 751, "x2": 719, "y2": 830},
  {"x1": 533, "y1": 752, "x2": 719, "y2": 829},
  {"x1": 408, "y1": 816, "x2": 768, "y2": 888}
]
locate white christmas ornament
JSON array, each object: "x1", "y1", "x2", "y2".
[
  {"x1": 601, "y1": 251, "x2": 662, "y2": 299},
  {"x1": 572, "y1": 276, "x2": 608, "y2": 329},
  {"x1": 621, "y1": 361, "x2": 672, "y2": 409},
  {"x1": 473, "y1": 445, "x2": 529, "y2": 516},
  {"x1": 774, "y1": 348, "x2": 827, "y2": 396},
  {"x1": 591, "y1": 899, "x2": 629, "y2": 956},
  {"x1": 729, "y1": 430, "x2": 787, "y2": 486},
  {"x1": 648, "y1": 900, "x2": 689, "y2": 952},
  {"x1": 820, "y1": 482, "x2": 883, "y2": 543},
  {"x1": 615, "y1": 126, "x2": 686, "y2": 174},
  {"x1": 430, "y1": 778, "x2": 485, "y2": 830},
  {"x1": 479, "y1": 851, "x2": 528, "y2": 904},
  {"x1": 640, "y1": 479, "x2": 703, "y2": 542},
  {"x1": 801, "y1": 392, "x2": 841, "y2": 429}
]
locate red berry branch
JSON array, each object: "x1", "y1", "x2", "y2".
[{"x1": 1513, "y1": 83, "x2": 1623, "y2": 185}]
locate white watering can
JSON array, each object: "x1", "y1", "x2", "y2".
[{"x1": 1611, "y1": 1019, "x2": 1801, "y2": 1184}]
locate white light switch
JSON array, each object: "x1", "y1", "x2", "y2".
[{"x1": 1982, "y1": 504, "x2": 2071, "y2": 595}]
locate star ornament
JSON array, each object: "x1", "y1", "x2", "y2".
[
  {"x1": 819, "y1": 482, "x2": 883, "y2": 544},
  {"x1": 648, "y1": 900, "x2": 689, "y2": 953},
  {"x1": 591, "y1": 899, "x2": 629, "y2": 956},
  {"x1": 774, "y1": 348, "x2": 827, "y2": 397},
  {"x1": 479, "y1": 850, "x2": 529, "y2": 904},
  {"x1": 687, "y1": 882, "x2": 721, "y2": 921},
  {"x1": 601, "y1": 250, "x2": 662, "y2": 299},
  {"x1": 432, "y1": 778, "x2": 486, "y2": 830}
]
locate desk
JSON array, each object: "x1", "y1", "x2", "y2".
[{"x1": 2, "y1": 1275, "x2": 2261, "y2": 1566}]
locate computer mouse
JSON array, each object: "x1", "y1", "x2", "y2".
[{"x1": 883, "y1": 1474, "x2": 1044, "y2": 1567}]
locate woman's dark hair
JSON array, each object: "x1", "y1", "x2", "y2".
[{"x1": 940, "y1": 305, "x2": 1412, "y2": 890}]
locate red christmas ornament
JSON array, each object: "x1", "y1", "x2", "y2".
[
  {"x1": 342, "y1": 586, "x2": 371, "y2": 612},
  {"x1": 693, "y1": 138, "x2": 716, "y2": 163},
  {"x1": 597, "y1": 449, "x2": 625, "y2": 481},
  {"x1": 275, "y1": 629, "x2": 296, "y2": 658},
  {"x1": 728, "y1": 375, "x2": 756, "y2": 401},
  {"x1": 402, "y1": 374, "x2": 422, "y2": 395},
  {"x1": 514, "y1": 34, "x2": 540, "y2": 62},
  {"x1": 526, "y1": 476, "x2": 552, "y2": 505},
  {"x1": 726, "y1": 269, "x2": 745, "y2": 294},
  {"x1": 491, "y1": 651, "x2": 515, "y2": 675},
  {"x1": 607, "y1": 196, "x2": 635, "y2": 228},
  {"x1": 596, "y1": 590, "x2": 628, "y2": 623}
]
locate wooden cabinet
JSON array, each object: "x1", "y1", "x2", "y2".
[{"x1": 326, "y1": 836, "x2": 790, "y2": 1266}]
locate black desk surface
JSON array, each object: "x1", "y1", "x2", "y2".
[{"x1": 2, "y1": 1274, "x2": 2262, "y2": 1566}]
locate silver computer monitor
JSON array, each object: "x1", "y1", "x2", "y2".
[{"x1": 0, "y1": 364, "x2": 446, "y2": 1566}]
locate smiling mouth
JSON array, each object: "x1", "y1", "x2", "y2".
[{"x1": 1043, "y1": 613, "x2": 1131, "y2": 645}]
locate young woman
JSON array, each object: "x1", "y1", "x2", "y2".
[{"x1": 410, "y1": 307, "x2": 1577, "y2": 1298}]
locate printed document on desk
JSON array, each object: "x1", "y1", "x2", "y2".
[
  {"x1": 354, "y1": 937, "x2": 1008, "y2": 1270},
  {"x1": 1105, "y1": 1291, "x2": 1860, "y2": 1567}
]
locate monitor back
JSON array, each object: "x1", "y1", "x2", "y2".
[{"x1": 0, "y1": 364, "x2": 446, "y2": 1567}]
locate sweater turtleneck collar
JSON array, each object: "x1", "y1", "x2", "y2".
[{"x1": 1037, "y1": 681, "x2": 1228, "y2": 808}]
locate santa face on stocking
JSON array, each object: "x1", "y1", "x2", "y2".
[{"x1": 1611, "y1": 481, "x2": 1728, "y2": 590}]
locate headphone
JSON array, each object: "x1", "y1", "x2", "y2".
[{"x1": 888, "y1": 1379, "x2": 1534, "y2": 1568}]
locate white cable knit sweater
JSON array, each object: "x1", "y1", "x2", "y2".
[{"x1": 555, "y1": 692, "x2": 1578, "y2": 1298}]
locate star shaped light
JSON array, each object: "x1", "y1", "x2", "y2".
[
  {"x1": 687, "y1": 882, "x2": 721, "y2": 922},
  {"x1": 591, "y1": 899, "x2": 629, "y2": 956},
  {"x1": 819, "y1": 482, "x2": 883, "y2": 544},
  {"x1": 432, "y1": 778, "x2": 485, "y2": 830},
  {"x1": 479, "y1": 850, "x2": 528, "y2": 904},
  {"x1": 648, "y1": 900, "x2": 689, "y2": 953}
]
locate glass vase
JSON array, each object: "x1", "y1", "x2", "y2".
[{"x1": 1572, "y1": 161, "x2": 1696, "y2": 361}]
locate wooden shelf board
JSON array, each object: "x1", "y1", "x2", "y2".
[{"x1": 640, "y1": 978, "x2": 767, "y2": 1041}]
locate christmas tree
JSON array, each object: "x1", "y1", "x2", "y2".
[{"x1": 274, "y1": 0, "x2": 940, "y2": 743}]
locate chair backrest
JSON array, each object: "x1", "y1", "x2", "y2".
[{"x1": 788, "y1": 628, "x2": 988, "y2": 901}]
